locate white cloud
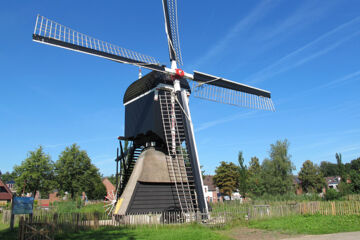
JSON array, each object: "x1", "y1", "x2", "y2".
[
  {"x1": 190, "y1": 0, "x2": 275, "y2": 69},
  {"x1": 245, "y1": 16, "x2": 360, "y2": 84}
]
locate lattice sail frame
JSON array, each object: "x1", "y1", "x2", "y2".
[
  {"x1": 166, "y1": 0, "x2": 183, "y2": 66},
  {"x1": 191, "y1": 81, "x2": 275, "y2": 111},
  {"x1": 33, "y1": 15, "x2": 159, "y2": 66}
]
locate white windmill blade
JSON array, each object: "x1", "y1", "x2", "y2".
[
  {"x1": 32, "y1": 15, "x2": 166, "y2": 72},
  {"x1": 162, "y1": 0, "x2": 183, "y2": 67},
  {"x1": 189, "y1": 71, "x2": 275, "y2": 111}
]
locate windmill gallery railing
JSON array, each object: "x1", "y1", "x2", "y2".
[{"x1": 33, "y1": 15, "x2": 159, "y2": 66}]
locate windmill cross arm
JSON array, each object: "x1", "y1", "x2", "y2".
[
  {"x1": 192, "y1": 71, "x2": 271, "y2": 98},
  {"x1": 33, "y1": 15, "x2": 165, "y2": 72}
]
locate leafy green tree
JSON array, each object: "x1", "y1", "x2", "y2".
[
  {"x1": 14, "y1": 146, "x2": 56, "y2": 197},
  {"x1": 319, "y1": 161, "x2": 338, "y2": 177},
  {"x1": 349, "y1": 157, "x2": 360, "y2": 171},
  {"x1": 349, "y1": 169, "x2": 360, "y2": 193},
  {"x1": 213, "y1": 161, "x2": 239, "y2": 199},
  {"x1": 261, "y1": 139, "x2": 295, "y2": 195},
  {"x1": 298, "y1": 160, "x2": 325, "y2": 193},
  {"x1": 0, "y1": 171, "x2": 16, "y2": 183},
  {"x1": 247, "y1": 156, "x2": 263, "y2": 197},
  {"x1": 237, "y1": 151, "x2": 248, "y2": 198},
  {"x1": 336, "y1": 153, "x2": 346, "y2": 181},
  {"x1": 55, "y1": 144, "x2": 106, "y2": 199}
]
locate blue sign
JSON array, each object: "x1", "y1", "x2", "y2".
[{"x1": 12, "y1": 197, "x2": 34, "y2": 215}]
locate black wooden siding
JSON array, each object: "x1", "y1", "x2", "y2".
[{"x1": 127, "y1": 182, "x2": 190, "y2": 214}]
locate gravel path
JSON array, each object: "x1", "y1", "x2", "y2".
[{"x1": 282, "y1": 231, "x2": 360, "y2": 240}]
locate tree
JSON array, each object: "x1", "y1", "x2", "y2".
[
  {"x1": 0, "y1": 171, "x2": 16, "y2": 183},
  {"x1": 213, "y1": 161, "x2": 239, "y2": 199},
  {"x1": 348, "y1": 157, "x2": 360, "y2": 193},
  {"x1": 336, "y1": 153, "x2": 346, "y2": 181},
  {"x1": 349, "y1": 169, "x2": 360, "y2": 193},
  {"x1": 247, "y1": 156, "x2": 263, "y2": 197},
  {"x1": 55, "y1": 144, "x2": 106, "y2": 199},
  {"x1": 319, "y1": 161, "x2": 338, "y2": 177},
  {"x1": 14, "y1": 146, "x2": 56, "y2": 197},
  {"x1": 261, "y1": 139, "x2": 295, "y2": 195},
  {"x1": 237, "y1": 151, "x2": 248, "y2": 198},
  {"x1": 200, "y1": 165, "x2": 205, "y2": 180},
  {"x1": 298, "y1": 160, "x2": 325, "y2": 193}
]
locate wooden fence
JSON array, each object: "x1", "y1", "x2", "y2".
[{"x1": 9, "y1": 200, "x2": 360, "y2": 237}]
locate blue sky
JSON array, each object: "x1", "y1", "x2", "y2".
[{"x1": 1, "y1": 0, "x2": 360, "y2": 177}]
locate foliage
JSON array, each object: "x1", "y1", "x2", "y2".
[
  {"x1": 52, "y1": 201, "x2": 104, "y2": 213},
  {"x1": 200, "y1": 165, "x2": 205, "y2": 180},
  {"x1": 237, "y1": 151, "x2": 248, "y2": 198},
  {"x1": 324, "y1": 188, "x2": 340, "y2": 201},
  {"x1": 0, "y1": 171, "x2": 16, "y2": 183},
  {"x1": 336, "y1": 153, "x2": 346, "y2": 181},
  {"x1": 13, "y1": 146, "x2": 56, "y2": 197},
  {"x1": 213, "y1": 161, "x2": 239, "y2": 199},
  {"x1": 55, "y1": 144, "x2": 106, "y2": 200},
  {"x1": 338, "y1": 181, "x2": 352, "y2": 196},
  {"x1": 349, "y1": 169, "x2": 360, "y2": 193},
  {"x1": 261, "y1": 139, "x2": 295, "y2": 195},
  {"x1": 319, "y1": 161, "x2": 338, "y2": 177},
  {"x1": 56, "y1": 224, "x2": 230, "y2": 240},
  {"x1": 298, "y1": 160, "x2": 325, "y2": 193},
  {"x1": 247, "y1": 156, "x2": 263, "y2": 197},
  {"x1": 249, "y1": 192, "x2": 322, "y2": 203},
  {"x1": 249, "y1": 214, "x2": 360, "y2": 234}
]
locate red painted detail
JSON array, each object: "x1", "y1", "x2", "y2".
[{"x1": 174, "y1": 68, "x2": 185, "y2": 79}]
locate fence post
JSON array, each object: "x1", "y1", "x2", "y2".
[
  {"x1": 18, "y1": 216, "x2": 24, "y2": 240},
  {"x1": 94, "y1": 212, "x2": 99, "y2": 229},
  {"x1": 53, "y1": 213, "x2": 58, "y2": 234},
  {"x1": 75, "y1": 213, "x2": 80, "y2": 232}
]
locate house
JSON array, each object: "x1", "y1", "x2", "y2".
[
  {"x1": 202, "y1": 175, "x2": 219, "y2": 203},
  {"x1": 102, "y1": 178, "x2": 116, "y2": 200},
  {"x1": 326, "y1": 176, "x2": 341, "y2": 190},
  {"x1": 0, "y1": 178, "x2": 13, "y2": 205},
  {"x1": 6, "y1": 180, "x2": 16, "y2": 194}
]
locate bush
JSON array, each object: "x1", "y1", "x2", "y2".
[
  {"x1": 325, "y1": 188, "x2": 340, "y2": 201},
  {"x1": 338, "y1": 182, "x2": 352, "y2": 196}
]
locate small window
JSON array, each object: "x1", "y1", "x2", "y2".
[{"x1": 0, "y1": 186, "x2": 8, "y2": 193}]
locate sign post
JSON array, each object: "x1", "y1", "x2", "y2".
[{"x1": 10, "y1": 196, "x2": 34, "y2": 230}]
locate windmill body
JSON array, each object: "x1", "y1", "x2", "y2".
[
  {"x1": 32, "y1": 0, "x2": 275, "y2": 217},
  {"x1": 116, "y1": 71, "x2": 206, "y2": 214}
]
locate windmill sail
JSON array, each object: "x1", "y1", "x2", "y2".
[
  {"x1": 32, "y1": 15, "x2": 164, "y2": 72},
  {"x1": 191, "y1": 71, "x2": 275, "y2": 111},
  {"x1": 162, "y1": 0, "x2": 182, "y2": 66}
]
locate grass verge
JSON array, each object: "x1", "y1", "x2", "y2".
[
  {"x1": 56, "y1": 224, "x2": 231, "y2": 240},
  {"x1": 249, "y1": 214, "x2": 360, "y2": 234}
]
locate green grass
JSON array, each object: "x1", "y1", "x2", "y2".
[
  {"x1": 78, "y1": 203, "x2": 104, "y2": 213},
  {"x1": 47, "y1": 201, "x2": 105, "y2": 214},
  {"x1": 56, "y1": 224, "x2": 231, "y2": 240},
  {"x1": 249, "y1": 214, "x2": 360, "y2": 234},
  {"x1": 0, "y1": 218, "x2": 17, "y2": 240}
]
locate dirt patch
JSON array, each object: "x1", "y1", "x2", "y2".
[{"x1": 220, "y1": 227, "x2": 301, "y2": 240}]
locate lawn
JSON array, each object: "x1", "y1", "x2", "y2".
[
  {"x1": 249, "y1": 214, "x2": 360, "y2": 234},
  {"x1": 56, "y1": 224, "x2": 231, "y2": 240}
]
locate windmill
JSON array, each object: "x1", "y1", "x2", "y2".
[{"x1": 32, "y1": 0, "x2": 274, "y2": 216}]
